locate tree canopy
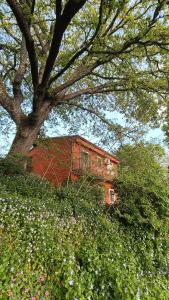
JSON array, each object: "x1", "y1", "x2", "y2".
[
  {"x1": 116, "y1": 142, "x2": 167, "y2": 184},
  {"x1": 0, "y1": 0, "x2": 169, "y2": 155}
]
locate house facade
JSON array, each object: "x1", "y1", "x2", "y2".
[{"x1": 29, "y1": 135, "x2": 119, "y2": 204}]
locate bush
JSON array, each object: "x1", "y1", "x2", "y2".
[
  {"x1": 112, "y1": 178, "x2": 169, "y2": 229},
  {"x1": 55, "y1": 179, "x2": 104, "y2": 219},
  {"x1": 0, "y1": 154, "x2": 31, "y2": 175},
  {"x1": 0, "y1": 174, "x2": 104, "y2": 220},
  {"x1": 0, "y1": 173, "x2": 55, "y2": 199}
]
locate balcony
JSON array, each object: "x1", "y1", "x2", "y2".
[{"x1": 72, "y1": 158, "x2": 114, "y2": 181}]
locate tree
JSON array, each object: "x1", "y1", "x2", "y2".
[
  {"x1": 0, "y1": 0, "x2": 169, "y2": 156},
  {"x1": 114, "y1": 143, "x2": 169, "y2": 227},
  {"x1": 116, "y1": 142, "x2": 167, "y2": 184}
]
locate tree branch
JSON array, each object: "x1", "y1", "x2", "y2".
[
  {"x1": 49, "y1": 0, "x2": 104, "y2": 86},
  {"x1": 6, "y1": 0, "x2": 39, "y2": 90},
  {"x1": 51, "y1": 61, "x2": 100, "y2": 97},
  {"x1": 41, "y1": 0, "x2": 87, "y2": 88},
  {"x1": 31, "y1": 0, "x2": 36, "y2": 15},
  {"x1": 0, "y1": 76, "x2": 22, "y2": 124},
  {"x1": 65, "y1": 102, "x2": 111, "y2": 126},
  {"x1": 13, "y1": 37, "x2": 28, "y2": 102},
  {"x1": 57, "y1": 82, "x2": 130, "y2": 103},
  {"x1": 91, "y1": 1, "x2": 166, "y2": 57},
  {"x1": 63, "y1": 102, "x2": 140, "y2": 141},
  {"x1": 103, "y1": 5, "x2": 122, "y2": 37},
  {"x1": 1, "y1": 18, "x2": 21, "y2": 44},
  {"x1": 91, "y1": 72, "x2": 128, "y2": 81},
  {"x1": 106, "y1": 0, "x2": 143, "y2": 37},
  {"x1": 56, "y1": 0, "x2": 62, "y2": 16}
]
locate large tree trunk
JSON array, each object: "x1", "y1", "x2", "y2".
[
  {"x1": 4, "y1": 124, "x2": 41, "y2": 173},
  {"x1": 9, "y1": 125, "x2": 40, "y2": 155},
  {"x1": 4, "y1": 100, "x2": 53, "y2": 174},
  {"x1": 9, "y1": 101, "x2": 52, "y2": 156}
]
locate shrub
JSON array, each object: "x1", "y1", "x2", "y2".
[
  {"x1": 112, "y1": 178, "x2": 169, "y2": 229},
  {"x1": 0, "y1": 173, "x2": 55, "y2": 199},
  {"x1": 0, "y1": 154, "x2": 31, "y2": 175},
  {"x1": 55, "y1": 178, "x2": 104, "y2": 219}
]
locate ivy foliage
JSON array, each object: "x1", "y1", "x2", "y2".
[{"x1": 0, "y1": 159, "x2": 169, "y2": 299}]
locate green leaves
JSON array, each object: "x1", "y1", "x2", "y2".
[
  {"x1": 113, "y1": 143, "x2": 169, "y2": 229},
  {"x1": 0, "y1": 0, "x2": 169, "y2": 154},
  {"x1": 0, "y1": 171, "x2": 169, "y2": 299}
]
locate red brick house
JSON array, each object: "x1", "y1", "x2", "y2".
[{"x1": 29, "y1": 135, "x2": 119, "y2": 204}]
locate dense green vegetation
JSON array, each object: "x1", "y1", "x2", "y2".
[
  {"x1": 0, "y1": 144, "x2": 169, "y2": 299},
  {"x1": 114, "y1": 143, "x2": 169, "y2": 228},
  {"x1": 0, "y1": 1, "x2": 169, "y2": 298},
  {"x1": 0, "y1": 175, "x2": 169, "y2": 300}
]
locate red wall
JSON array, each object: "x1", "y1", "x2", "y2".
[
  {"x1": 71, "y1": 139, "x2": 118, "y2": 204},
  {"x1": 72, "y1": 139, "x2": 118, "y2": 177},
  {"x1": 30, "y1": 138, "x2": 72, "y2": 186},
  {"x1": 29, "y1": 136, "x2": 119, "y2": 204}
]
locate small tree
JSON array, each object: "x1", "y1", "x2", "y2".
[
  {"x1": 116, "y1": 143, "x2": 167, "y2": 184},
  {"x1": 114, "y1": 143, "x2": 169, "y2": 227}
]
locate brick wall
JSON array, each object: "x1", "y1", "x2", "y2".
[{"x1": 30, "y1": 138, "x2": 72, "y2": 186}]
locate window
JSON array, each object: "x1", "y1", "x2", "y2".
[
  {"x1": 97, "y1": 156, "x2": 103, "y2": 174},
  {"x1": 106, "y1": 161, "x2": 115, "y2": 176},
  {"x1": 109, "y1": 189, "x2": 115, "y2": 203},
  {"x1": 81, "y1": 151, "x2": 90, "y2": 170}
]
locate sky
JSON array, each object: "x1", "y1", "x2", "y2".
[
  {"x1": 0, "y1": 116, "x2": 167, "y2": 157},
  {"x1": 0, "y1": 1, "x2": 168, "y2": 157},
  {"x1": 0, "y1": 99, "x2": 168, "y2": 156}
]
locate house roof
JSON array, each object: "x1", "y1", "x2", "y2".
[{"x1": 38, "y1": 135, "x2": 119, "y2": 164}]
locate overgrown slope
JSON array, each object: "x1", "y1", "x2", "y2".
[{"x1": 0, "y1": 173, "x2": 168, "y2": 300}]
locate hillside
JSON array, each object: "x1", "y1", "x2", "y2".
[{"x1": 0, "y1": 173, "x2": 168, "y2": 300}]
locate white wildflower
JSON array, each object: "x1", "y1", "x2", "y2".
[{"x1": 69, "y1": 279, "x2": 74, "y2": 286}]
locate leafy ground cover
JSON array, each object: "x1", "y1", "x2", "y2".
[{"x1": 0, "y1": 173, "x2": 168, "y2": 300}]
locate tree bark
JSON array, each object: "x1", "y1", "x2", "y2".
[
  {"x1": 9, "y1": 125, "x2": 40, "y2": 155},
  {"x1": 9, "y1": 100, "x2": 52, "y2": 155}
]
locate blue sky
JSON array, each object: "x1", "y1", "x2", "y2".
[
  {"x1": 0, "y1": 119, "x2": 167, "y2": 157},
  {"x1": 0, "y1": 105, "x2": 167, "y2": 156}
]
